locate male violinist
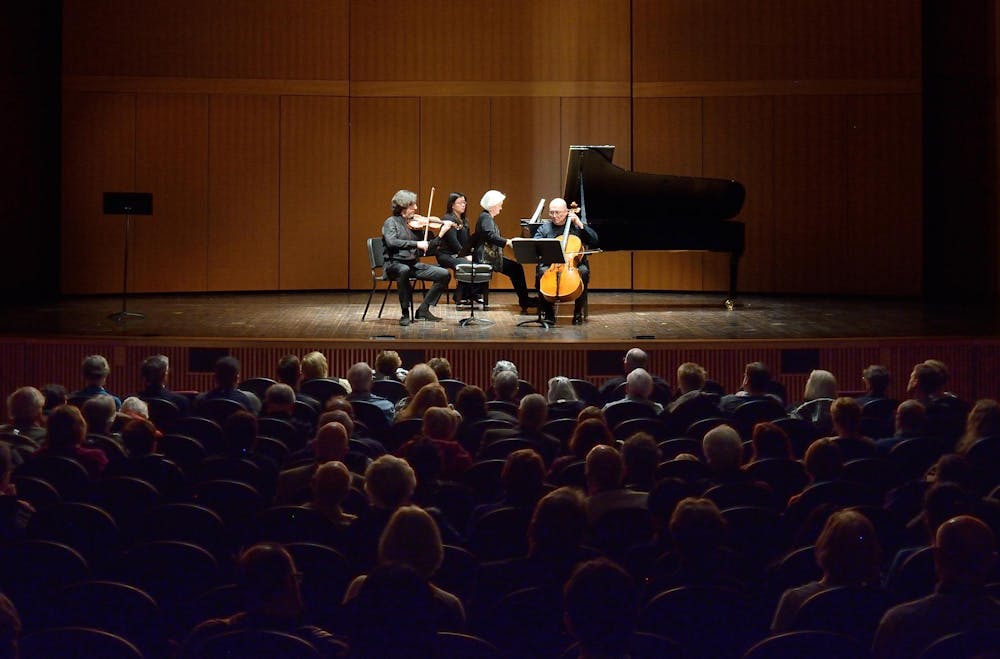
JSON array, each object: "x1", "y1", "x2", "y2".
[
  {"x1": 534, "y1": 198, "x2": 599, "y2": 325},
  {"x1": 381, "y1": 189, "x2": 453, "y2": 326}
]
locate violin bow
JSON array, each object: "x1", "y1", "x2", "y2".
[{"x1": 422, "y1": 186, "x2": 436, "y2": 250}]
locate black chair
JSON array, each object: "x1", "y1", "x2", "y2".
[
  {"x1": 638, "y1": 586, "x2": 763, "y2": 659},
  {"x1": 196, "y1": 397, "x2": 246, "y2": 424},
  {"x1": 299, "y1": 378, "x2": 349, "y2": 407},
  {"x1": 861, "y1": 397, "x2": 899, "y2": 421},
  {"x1": 655, "y1": 458, "x2": 710, "y2": 482},
  {"x1": 194, "y1": 478, "x2": 265, "y2": 536},
  {"x1": 517, "y1": 380, "x2": 537, "y2": 396},
  {"x1": 197, "y1": 455, "x2": 267, "y2": 493},
  {"x1": 684, "y1": 417, "x2": 729, "y2": 441},
  {"x1": 351, "y1": 399, "x2": 392, "y2": 440},
  {"x1": 89, "y1": 476, "x2": 161, "y2": 541},
  {"x1": 14, "y1": 455, "x2": 91, "y2": 501},
  {"x1": 918, "y1": 628, "x2": 1000, "y2": 659},
  {"x1": 569, "y1": 379, "x2": 600, "y2": 406},
  {"x1": 553, "y1": 460, "x2": 587, "y2": 489},
  {"x1": 733, "y1": 397, "x2": 789, "y2": 438},
  {"x1": 11, "y1": 475, "x2": 61, "y2": 510},
  {"x1": 485, "y1": 586, "x2": 570, "y2": 658},
  {"x1": 468, "y1": 506, "x2": 532, "y2": 561},
  {"x1": 385, "y1": 417, "x2": 424, "y2": 452},
  {"x1": 85, "y1": 433, "x2": 128, "y2": 462},
  {"x1": 199, "y1": 629, "x2": 321, "y2": 659},
  {"x1": 965, "y1": 435, "x2": 1000, "y2": 493},
  {"x1": 772, "y1": 416, "x2": 824, "y2": 458},
  {"x1": 792, "y1": 585, "x2": 892, "y2": 647},
  {"x1": 52, "y1": 580, "x2": 167, "y2": 658},
  {"x1": 363, "y1": 236, "x2": 423, "y2": 321},
  {"x1": 435, "y1": 631, "x2": 501, "y2": 659},
  {"x1": 0, "y1": 540, "x2": 90, "y2": 631},
  {"x1": 284, "y1": 542, "x2": 354, "y2": 627},
  {"x1": 119, "y1": 540, "x2": 221, "y2": 614},
  {"x1": 254, "y1": 435, "x2": 291, "y2": 467},
  {"x1": 742, "y1": 630, "x2": 868, "y2": 659},
  {"x1": 793, "y1": 398, "x2": 836, "y2": 436},
  {"x1": 892, "y1": 545, "x2": 936, "y2": 602},
  {"x1": 104, "y1": 453, "x2": 187, "y2": 501},
  {"x1": 603, "y1": 400, "x2": 658, "y2": 429},
  {"x1": 657, "y1": 437, "x2": 703, "y2": 460},
  {"x1": 721, "y1": 505, "x2": 786, "y2": 570},
  {"x1": 590, "y1": 506, "x2": 653, "y2": 563},
  {"x1": 238, "y1": 377, "x2": 277, "y2": 401},
  {"x1": 433, "y1": 544, "x2": 479, "y2": 607},
  {"x1": 173, "y1": 417, "x2": 224, "y2": 455},
  {"x1": 614, "y1": 417, "x2": 670, "y2": 441},
  {"x1": 888, "y1": 437, "x2": 947, "y2": 483},
  {"x1": 257, "y1": 417, "x2": 299, "y2": 448},
  {"x1": 486, "y1": 400, "x2": 519, "y2": 417},
  {"x1": 704, "y1": 481, "x2": 776, "y2": 510},
  {"x1": 182, "y1": 583, "x2": 241, "y2": 635},
  {"x1": 20, "y1": 626, "x2": 143, "y2": 659},
  {"x1": 561, "y1": 632, "x2": 685, "y2": 659},
  {"x1": 745, "y1": 458, "x2": 809, "y2": 506},
  {"x1": 139, "y1": 502, "x2": 228, "y2": 558},
  {"x1": 372, "y1": 378, "x2": 408, "y2": 403},
  {"x1": 841, "y1": 457, "x2": 896, "y2": 493},
  {"x1": 157, "y1": 434, "x2": 208, "y2": 479},
  {"x1": 250, "y1": 505, "x2": 345, "y2": 547},
  {"x1": 762, "y1": 545, "x2": 821, "y2": 614},
  {"x1": 480, "y1": 437, "x2": 535, "y2": 461},
  {"x1": 461, "y1": 459, "x2": 506, "y2": 503},
  {"x1": 26, "y1": 501, "x2": 121, "y2": 572},
  {"x1": 146, "y1": 397, "x2": 181, "y2": 432},
  {"x1": 542, "y1": 418, "x2": 576, "y2": 447}
]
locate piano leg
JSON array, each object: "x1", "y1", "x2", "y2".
[{"x1": 726, "y1": 252, "x2": 740, "y2": 310}]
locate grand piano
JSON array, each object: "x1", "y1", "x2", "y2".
[{"x1": 528, "y1": 145, "x2": 746, "y2": 308}]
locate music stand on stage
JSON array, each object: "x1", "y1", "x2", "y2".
[
  {"x1": 455, "y1": 231, "x2": 494, "y2": 326},
  {"x1": 103, "y1": 192, "x2": 152, "y2": 323},
  {"x1": 511, "y1": 238, "x2": 564, "y2": 329}
]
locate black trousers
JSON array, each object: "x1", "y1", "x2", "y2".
[
  {"x1": 385, "y1": 260, "x2": 450, "y2": 315},
  {"x1": 498, "y1": 256, "x2": 532, "y2": 305},
  {"x1": 537, "y1": 262, "x2": 589, "y2": 317}
]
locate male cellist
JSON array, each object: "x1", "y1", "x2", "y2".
[{"x1": 534, "y1": 198, "x2": 599, "y2": 325}]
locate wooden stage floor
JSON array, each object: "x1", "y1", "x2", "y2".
[{"x1": 2, "y1": 290, "x2": 997, "y2": 344}]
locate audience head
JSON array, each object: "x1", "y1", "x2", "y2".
[
  {"x1": 576, "y1": 405, "x2": 606, "y2": 426},
  {"x1": 263, "y1": 383, "x2": 296, "y2": 414},
  {"x1": 803, "y1": 369, "x2": 838, "y2": 401},
  {"x1": 40, "y1": 384, "x2": 67, "y2": 414},
  {"x1": 81, "y1": 354, "x2": 111, "y2": 384},
  {"x1": 670, "y1": 497, "x2": 727, "y2": 560},
  {"x1": 121, "y1": 418, "x2": 158, "y2": 457},
  {"x1": 677, "y1": 361, "x2": 707, "y2": 394},
  {"x1": 45, "y1": 405, "x2": 86, "y2": 451},
  {"x1": 454, "y1": 385, "x2": 487, "y2": 420},
  {"x1": 493, "y1": 370, "x2": 520, "y2": 402},
  {"x1": 751, "y1": 422, "x2": 792, "y2": 461},
  {"x1": 491, "y1": 359, "x2": 519, "y2": 383},
  {"x1": 401, "y1": 383, "x2": 447, "y2": 421},
  {"x1": 501, "y1": 449, "x2": 545, "y2": 504},
  {"x1": 862, "y1": 364, "x2": 890, "y2": 396},
  {"x1": 276, "y1": 354, "x2": 302, "y2": 387},
  {"x1": 815, "y1": 509, "x2": 880, "y2": 585},
  {"x1": 347, "y1": 362, "x2": 375, "y2": 395},
  {"x1": 140, "y1": 354, "x2": 169, "y2": 386},
  {"x1": 648, "y1": 478, "x2": 696, "y2": 531},
  {"x1": 301, "y1": 351, "x2": 329, "y2": 380},
  {"x1": 120, "y1": 396, "x2": 148, "y2": 419},
  {"x1": 404, "y1": 363, "x2": 438, "y2": 397},
  {"x1": 223, "y1": 410, "x2": 258, "y2": 454},
  {"x1": 930, "y1": 453, "x2": 975, "y2": 490},
  {"x1": 743, "y1": 362, "x2": 771, "y2": 393},
  {"x1": 426, "y1": 357, "x2": 452, "y2": 381},
  {"x1": 569, "y1": 418, "x2": 614, "y2": 459},
  {"x1": 6, "y1": 386, "x2": 43, "y2": 425},
  {"x1": 529, "y1": 486, "x2": 588, "y2": 554},
  {"x1": 81, "y1": 395, "x2": 116, "y2": 435},
  {"x1": 313, "y1": 421, "x2": 349, "y2": 463},
  {"x1": 803, "y1": 437, "x2": 843, "y2": 481},
  {"x1": 378, "y1": 505, "x2": 443, "y2": 580},
  {"x1": 585, "y1": 444, "x2": 624, "y2": 493},
  {"x1": 236, "y1": 543, "x2": 303, "y2": 617},
  {"x1": 622, "y1": 432, "x2": 660, "y2": 488},
  {"x1": 830, "y1": 397, "x2": 862, "y2": 436},
  {"x1": 310, "y1": 460, "x2": 352, "y2": 510},
  {"x1": 348, "y1": 563, "x2": 436, "y2": 658},
  {"x1": 908, "y1": 362, "x2": 943, "y2": 398},
  {"x1": 625, "y1": 368, "x2": 654, "y2": 399},
  {"x1": 934, "y1": 515, "x2": 997, "y2": 588},
  {"x1": 546, "y1": 376, "x2": 577, "y2": 403},
  {"x1": 402, "y1": 438, "x2": 442, "y2": 485},
  {"x1": 364, "y1": 455, "x2": 416, "y2": 510},
  {"x1": 895, "y1": 399, "x2": 926, "y2": 435},
  {"x1": 564, "y1": 558, "x2": 637, "y2": 658},
  {"x1": 924, "y1": 359, "x2": 951, "y2": 388},
  {"x1": 374, "y1": 350, "x2": 402, "y2": 379},
  {"x1": 623, "y1": 348, "x2": 649, "y2": 372},
  {"x1": 517, "y1": 393, "x2": 548, "y2": 433},
  {"x1": 421, "y1": 406, "x2": 460, "y2": 441},
  {"x1": 212, "y1": 356, "x2": 240, "y2": 388},
  {"x1": 323, "y1": 396, "x2": 354, "y2": 418},
  {"x1": 922, "y1": 481, "x2": 973, "y2": 536},
  {"x1": 959, "y1": 398, "x2": 1000, "y2": 453},
  {"x1": 702, "y1": 424, "x2": 743, "y2": 475}
]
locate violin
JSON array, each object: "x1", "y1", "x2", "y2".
[{"x1": 407, "y1": 215, "x2": 449, "y2": 231}]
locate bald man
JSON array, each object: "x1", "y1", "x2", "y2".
[
  {"x1": 274, "y1": 421, "x2": 350, "y2": 504},
  {"x1": 873, "y1": 515, "x2": 1000, "y2": 659},
  {"x1": 533, "y1": 197, "x2": 599, "y2": 325}
]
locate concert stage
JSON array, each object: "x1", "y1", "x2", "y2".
[{"x1": 2, "y1": 291, "x2": 999, "y2": 404}]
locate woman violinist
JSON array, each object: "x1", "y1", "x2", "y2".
[
  {"x1": 436, "y1": 192, "x2": 484, "y2": 304},
  {"x1": 534, "y1": 198, "x2": 599, "y2": 325}
]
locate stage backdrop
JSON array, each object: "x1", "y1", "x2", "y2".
[{"x1": 60, "y1": 0, "x2": 922, "y2": 296}]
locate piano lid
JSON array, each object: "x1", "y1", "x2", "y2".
[{"x1": 563, "y1": 145, "x2": 745, "y2": 224}]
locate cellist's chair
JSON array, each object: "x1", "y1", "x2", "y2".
[{"x1": 362, "y1": 237, "x2": 423, "y2": 321}]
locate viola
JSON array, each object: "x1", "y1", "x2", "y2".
[{"x1": 407, "y1": 214, "x2": 449, "y2": 232}]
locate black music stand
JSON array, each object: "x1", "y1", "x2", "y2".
[
  {"x1": 512, "y1": 238, "x2": 563, "y2": 329},
  {"x1": 103, "y1": 192, "x2": 152, "y2": 322},
  {"x1": 455, "y1": 231, "x2": 493, "y2": 326}
]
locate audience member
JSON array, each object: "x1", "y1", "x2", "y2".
[
  {"x1": 602, "y1": 368, "x2": 664, "y2": 416},
  {"x1": 702, "y1": 423, "x2": 747, "y2": 484},
  {"x1": 133, "y1": 354, "x2": 190, "y2": 415},
  {"x1": 346, "y1": 362, "x2": 395, "y2": 423},
  {"x1": 855, "y1": 364, "x2": 893, "y2": 407},
  {"x1": 828, "y1": 397, "x2": 877, "y2": 460},
  {"x1": 346, "y1": 455, "x2": 418, "y2": 570},
  {"x1": 491, "y1": 370, "x2": 520, "y2": 404},
  {"x1": 180, "y1": 542, "x2": 347, "y2": 658},
  {"x1": 548, "y1": 418, "x2": 614, "y2": 481},
  {"x1": 399, "y1": 407, "x2": 471, "y2": 481},
  {"x1": 396, "y1": 363, "x2": 440, "y2": 412},
  {"x1": 373, "y1": 350, "x2": 405, "y2": 381},
  {"x1": 344, "y1": 563, "x2": 437, "y2": 658},
  {"x1": 719, "y1": 362, "x2": 782, "y2": 416},
  {"x1": 956, "y1": 398, "x2": 1000, "y2": 454},
  {"x1": 427, "y1": 356, "x2": 452, "y2": 381},
  {"x1": 789, "y1": 369, "x2": 838, "y2": 431},
  {"x1": 304, "y1": 460, "x2": 357, "y2": 528},
  {"x1": 194, "y1": 356, "x2": 258, "y2": 414},
  {"x1": 454, "y1": 385, "x2": 493, "y2": 453},
  {"x1": 0, "y1": 386, "x2": 46, "y2": 446},
  {"x1": 667, "y1": 362, "x2": 722, "y2": 430},
  {"x1": 394, "y1": 383, "x2": 448, "y2": 423},
  {"x1": 875, "y1": 399, "x2": 926, "y2": 455},
  {"x1": 749, "y1": 421, "x2": 793, "y2": 462},
  {"x1": 771, "y1": 509, "x2": 881, "y2": 631},
  {"x1": 564, "y1": 558, "x2": 638, "y2": 659},
  {"x1": 301, "y1": 351, "x2": 351, "y2": 395},
  {"x1": 276, "y1": 354, "x2": 320, "y2": 412},
  {"x1": 546, "y1": 375, "x2": 585, "y2": 419},
  {"x1": 275, "y1": 421, "x2": 349, "y2": 504},
  {"x1": 36, "y1": 404, "x2": 107, "y2": 477},
  {"x1": 81, "y1": 394, "x2": 117, "y2": 438},
  {"x1": 622, "y1": 432, "x2": 661, "y2": 492},
  {"x1": 469, "y1": 448, "x2": 547, "y2": 528},
  {"x1": 72, "y1": 354, "x2": 122, "y2": 409},
  {"x1": 0, "y1": 443, "x2": 33, "y2": 542},
  {"x1": 598, "y1": 348, "x2": 669, "y2": 405},
  {"x1": 260, "y1": 383, "x2": 313, "y2": 446},
  {"x1": 120, "y1": 396, "x2": 149, "y2": 421},
  {"x1": 481, "y1": 393, "x2": 560, "y2": 465},
  {"x1": 873, "y1": 515, "x2": 1000, "y2": 659},
  {"x1": 787, "y1": 438, "x2": 843, "y2": 508},
  {"x1": 585, "y1": 445, "x2": 647, "y2": 525},
  {"x1": 40, "y1": 383, "x2": 67, "y2": 416}
]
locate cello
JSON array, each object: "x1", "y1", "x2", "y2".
[{"x1": 538, "y1": 203, "x2": 585, "y2": 303}]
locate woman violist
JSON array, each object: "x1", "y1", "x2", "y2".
[{"x1": 474, "y1": 189, "x2": 538, "y2": 313}]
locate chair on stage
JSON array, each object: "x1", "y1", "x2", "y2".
[{"x1": 362, "y1": 237, "x2": 423, "y2": 321}]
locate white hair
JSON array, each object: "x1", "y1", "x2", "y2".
[
  {"x1": 121, "y1": 396, "x2": 149, "y2": 418},
  {"x1": 480, "y1": 189, "x2": 506, "y2": 209}
]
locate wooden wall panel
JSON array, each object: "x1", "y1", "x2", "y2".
[
  {"x1": 703, "y1": 96, "x2": 775, "y2": 292},
  {"x1": 133, "y1": 94, "x2": 209, "y2": 292},
  {"x1": 843, "y1": 94, "x2": 922, "y2": 295},
  {"x1": 63, "y1": 0, "x2": 349, "y2": 80},
  {"x1": 772, "y1": 96, "x2": 846, "y2": 293},
  {"x1": 207, "y1": 95, "x2": 280, "y2": 290},
  {"x1": 633, "y1": 0, "x2": 921, "y2": 83},
  {"x1": 419, "y1": 97, "x2": 491, "y2": 214},
  {"x1": 561, "y1": 98, "x2": 633, "y2": 289},
  {"x1": 279, "y1": 96, "x2": 349, "y2": 290},
  {"x1": 348, "y1": 98, "x2": 419, "y2": 290},
  {"x1": 350, "y1": 0, "x2": 630, "y2": 83},
  {"x1": 60, "y1": 92, "x2": 135, "y2": 294}
]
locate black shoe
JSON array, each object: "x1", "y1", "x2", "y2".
[
  {"x1": 543, "y1": 314, "x2": 556, "y2": 325},
  {"x1": 520, "y1": 296, "x2": 539, "y2": 312},
  {"x1": 399, "y1": 315, "x2": 411, "y2": 326},
  {"x1": 415, "y1": 309, "x2": 442, "y2": 322},
  {"x1": 572, "y1": 312, "x2": 584, "y2": 325}
]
